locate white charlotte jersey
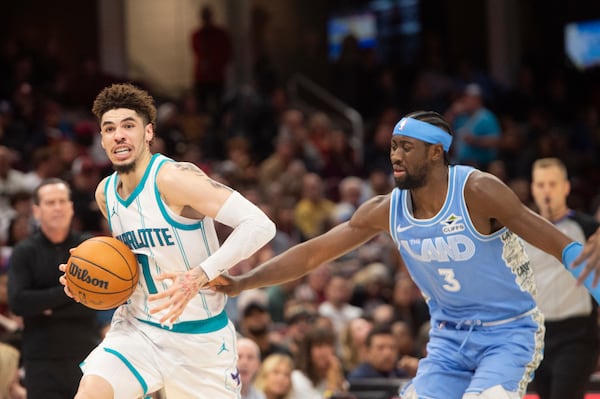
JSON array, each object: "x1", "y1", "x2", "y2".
[{"x1": 104, "y1": 153, "x2": 227, "y2": 330}]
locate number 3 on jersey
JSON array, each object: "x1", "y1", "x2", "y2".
[{"x1": 438, "y1": 268, "x2": 461, "y2": 292}]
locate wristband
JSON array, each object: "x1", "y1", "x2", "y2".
[
  {"x1": 562, "y1": 241, "x2": 583, "y2": 270},
  {"x1": 562, "y1": 241, "x2": 600, "y2": 304}
]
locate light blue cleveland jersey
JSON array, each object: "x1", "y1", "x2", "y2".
[
  {"x1": 390, "y1": 165, "x2": 537, "y2": 322},
  {"x1": 104, "y1": 153, "x2": 226, "y2": 325}
]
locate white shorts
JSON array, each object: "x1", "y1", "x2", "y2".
[{"x1": 81, "y1": 308, "x2": 240, "y2": 399}]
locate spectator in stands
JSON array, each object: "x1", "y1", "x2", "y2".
[
  {"x1": 331, "y1": 176, "x2": 364, "y2": 225},
  {"x1": 289, "y1": 326, "x2": 347, "y2": 399},
  {"x1": 237, "y1": 337, "x2": 266, "y2": 399},
  {"x1": 258, "y1": 133, "x2": 298, "y2": 192},
  {"x1": 190, "y1": 4, "x2": 232, "y2": 114},
  {"x1": 254, "y1": 353, "x2": 294, "y2": 399},
  {"x1": 445, "y1": 83, "x2": 501, "y2": 169},
  {"x1": 318, "y1": 273, "x2": 362, "y2": 339},
  {"x1": 280, "y1": 304, "x2": 316, "y2": 358},
  {"x1": 347, "y1": 323, "x2": 409, "y2": 380},
  {"x1": 238, "y1": 301, "x2": 291, "y2": 360},
  {"x1": 340, "y1": 317, "x2": 373, "y2": 374},
  {"x1": 293, "y1": 173, "x2": 335, "y2": 240},
  {"x1": 5, "y1": 215, "x2": 32, "y2": 248}
]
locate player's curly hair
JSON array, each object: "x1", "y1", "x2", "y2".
[{"x1": 92, "y1": 83, "x2": 157, "y2": 126}]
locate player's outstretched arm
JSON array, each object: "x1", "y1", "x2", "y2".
[{"x1": 211, "y1": 194, "x2": 390, "y2": 297}]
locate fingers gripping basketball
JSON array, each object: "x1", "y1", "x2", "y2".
[{"x1": 66, "y1": 236, "x2": 139, "y2": 310}]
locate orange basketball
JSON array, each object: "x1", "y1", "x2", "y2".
[{"x1": 65, "y1": 236, "x2": 139, "y2": 310}]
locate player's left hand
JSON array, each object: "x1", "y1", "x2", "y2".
[
  {"x1": 573, "y1": 227, "x2": 600, "y2": 287},
  {"x1": 148, "y1": 267, "x2": 210, "y2": 324}
]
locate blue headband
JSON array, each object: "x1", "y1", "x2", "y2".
[{"x1": 393, "y1": 117, "x2": 453, "y2": 152}]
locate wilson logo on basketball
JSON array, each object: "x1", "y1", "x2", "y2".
[{"x1": 69, "y1": 262, "x2": 109, "y2": 290}]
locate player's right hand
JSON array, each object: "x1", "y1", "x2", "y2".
[{"x1": 209, "y1": 274, "x2": 243, "y2": 297}]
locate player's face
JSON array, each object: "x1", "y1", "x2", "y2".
[
  {"x1": 34, "y1": 183, "x2": 74, "y2": 232},
  {"x1": 531, "y1": 165, "x2": 569, "y2": 215},
  {"x1": 390, "y1": 135, "x2": 430, "y2": 190},
  {"x1": 100, "y1": 108, "x2": 153, "y2": 174}
]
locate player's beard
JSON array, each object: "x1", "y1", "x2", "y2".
[
  {"x1": 114, "y1": 160, "x2": 136, "y2": 174},
  {"x1": 395, "y1": 163, "x2": 428, "y2": 190}
]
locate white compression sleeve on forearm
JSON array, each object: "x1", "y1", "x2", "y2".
[{"x1": 200, "y1": 191, "x2": 276, "y2": 280}]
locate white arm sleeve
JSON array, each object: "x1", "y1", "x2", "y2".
[{"x1": 200, "y1": 191, "x2": 276, "y2": 280}]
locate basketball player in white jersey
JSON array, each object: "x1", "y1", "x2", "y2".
[
  {"x1": 59, "y1": 83, "x2": 276, "y2": 398},
  {"x1": 211, "y1": 110, "x2": 600, "y2": 399}
]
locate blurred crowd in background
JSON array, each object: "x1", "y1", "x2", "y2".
[{"x1": 1, "y1": 8, "x2": 600, "y2": 396}]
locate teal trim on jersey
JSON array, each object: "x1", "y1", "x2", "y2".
[
  {"x1": 137, "y1": 309, "x2": 228, "y2": 333},
  {"x1": 199, "y1": 220, "x2": 211, "y2": 253},
  {"x1": 105, "y1": 175, "x2": 114, "y2": 231},
  {"x1": 153, "y1": 161, "x2": 202, "y2": 230},
  {"x1": 103, "y1": 347, "x2": 148, "y2": 395},
  {"x1": 115, "y1": 153, "x2": 162, "y2": 207},
  {"x1": 198, "y1": 222, "x2": 213, "y2": 316}
]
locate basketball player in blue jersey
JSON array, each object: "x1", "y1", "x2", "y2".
[
  {"x1": 58, "y1": 83, "x2": 276, "y2": 399},
  {"x1": 211, "y1": 110, "x2": 600, "y2": 399}
]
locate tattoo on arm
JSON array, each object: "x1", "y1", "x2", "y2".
[
  {"x1": 207, "y1": 179, "x2": 232, "y2": 191},
  {"x1": 174, "y1": 162, "x2": 206, "y2": 176},
  {"x1": 174, "y1": 163, "x2": 232, "y2": 192}
]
